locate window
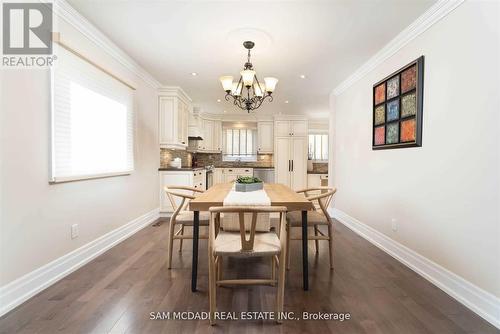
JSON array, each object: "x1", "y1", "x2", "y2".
[
  {"x1": 223, "y1": 128, "x2": 257, "y2": 161},
  {"x1": 308, "y1": 134, "x2": 328, "y2": 161},
  {"x1": 50, "y1": 46, "x2": 134, "y2": 182}
]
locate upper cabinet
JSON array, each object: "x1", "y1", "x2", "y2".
[
  {"x1": 257, "y1": 121, "x2": 274, "y2": 153},
  {"x1": 158, "y1": 87, "x2": 191, "y2": 149},
  {"x1": 275, "y1": 119, "x2": 308, "y2": 137},
  {"x1": 195, "y1": 117, "x2": 222, "y2": 153}
]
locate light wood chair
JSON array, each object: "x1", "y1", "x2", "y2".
[
  {"x1": 164, "y1": 186, "x2": 209, "y2": 269},
  {"x1": 207, "y1": 206, "x2": 288, "y2": 325},
  {"x1": 286, "y1": 187, "x2": 336, "y2": 269}
]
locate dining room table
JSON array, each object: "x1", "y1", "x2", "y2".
[{"x1": 188, "y1": 182, "x2": 315, "y2": 292}]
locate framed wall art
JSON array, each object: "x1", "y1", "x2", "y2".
[{"x1": 372, "y1": 56, "x2": 424, "y2": 150}]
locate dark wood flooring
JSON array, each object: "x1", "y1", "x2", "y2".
[{"x1": 0, "y1": 219, "x2": 497, "y2": 334}]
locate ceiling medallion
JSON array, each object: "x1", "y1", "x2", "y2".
[{"x1": 219, "y1": 41, "x2": 278, "y2": 113}]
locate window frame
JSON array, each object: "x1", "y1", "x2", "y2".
[
  {"x1": 308, "y1": 132, "x2": 329, "y2": 162},
  {"x1": 222, "y1": 127, "x2": 257, "y2": 162}
]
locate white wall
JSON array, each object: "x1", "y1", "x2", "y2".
[
  {"x1": 0, "y1": 17, "x2": 159, "y2": 286},
  {"x1": 330, "y1": 0, "x2": 499, "y2": 298}
]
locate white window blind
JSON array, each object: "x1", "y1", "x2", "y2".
[
  {"x1": 308, "y1": 134, "x2": 328, "y2": 161},
  {"x1": 51, "y1": 46, "x2": 134, "y2": 182},
  {"x1": 223, "y1": 128, "x2": 257, "y2": 161}
]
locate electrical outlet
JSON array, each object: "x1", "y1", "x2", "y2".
[
  {"x1": 71, "y1": 224, "x2": 79, "y2": 239},
  {"x1": 391, "y1": 218, "x2": 398, "y2": 232}
]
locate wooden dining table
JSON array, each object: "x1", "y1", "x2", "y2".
[{"x1": 189, "y1": 182, "x2": 315, "y2": 292}]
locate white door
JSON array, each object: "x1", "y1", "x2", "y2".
[
  {"x1": 275, "y1": 120, "x2": 290, "y2": 137},
  {"x1": 274, "y1": 137, "x2": 290, "y2": 186},
  {"x1": 290, "y1": 136, "x2": 307, "y2": 190},
  {"x1": 290, "y1": 120, "x2": 308, "y2": 137},
  {"x1": 258, "y1": 121, "x2": 274, "y2": 153}
]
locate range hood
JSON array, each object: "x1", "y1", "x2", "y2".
[{"x1": 188, "y1": 135, "x2": 203, "y2": 140}]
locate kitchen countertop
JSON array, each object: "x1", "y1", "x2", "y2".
[{"x1": 307, "y1": 171, "x2": 328, "y2": 174}]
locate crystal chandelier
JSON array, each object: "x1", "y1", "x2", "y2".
[{"x1": 219, "y1": 41, "x2": 278, "y2": 113}]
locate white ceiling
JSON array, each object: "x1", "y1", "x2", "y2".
[{"x1": 67, "y1": 0, "x2": 436, "y2": 119}]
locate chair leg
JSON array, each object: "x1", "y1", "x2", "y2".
[
  {"x1": 286, "y1": 225, "x2": 291, "y2": 270},
  {"x1": 271, "y1": 256, "x2": 276, "y2": 286},
  {"x1": 276, "y1": 250, "x2": 286, "y2": 324},
  {"x1": 314, "y1": 225, "x2": 319, "y2": 254},
  {"x1": 178, "y1": 224, "x2": 184, "y2": 252},
  {"x1": 209, "y1": 252, "x2": 217, "y2": 325},
  {"x1": 167, "y1": 220, "x2": 176, "y2": 269},
  {"x1": 217, "y1": 256, "x2": 223, "y2": 281},
  {"x1": 328, "y1": 223, "x2": 334, "y2": 270}
]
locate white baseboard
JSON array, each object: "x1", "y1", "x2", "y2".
[
  {"x1": 0, "y1": 208, "x2": 160, "y2": 317},
  {"x1": 329, "y1": 208, "x2": 500, "y2": 329}
]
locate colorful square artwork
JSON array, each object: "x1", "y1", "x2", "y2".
[
  {"x1": 386, "y1": 123, "x2": 399, "y2": 144},
  {"x1": 372, "y1": 56, "x2": 423, "y2": 149},
  {"x1": 374, "y1": 83, "x2": 385, "y2": 105},
  {"x1": 402, "y1": 92, "x2": 416, "y2": 117},
  {"x1": 374, "y1": 126, "x2": 385, "y2": 145},
  {"x1": 387, "y1": 100, "x2": 399, "y2": 122},
  {"x1": 401, "y1": 65, "x2": 417, "y2": 93},
  {"x1": 374, "y1": 105, "x2": 385, "y2": 125},
  {"x1": 401, "y1": 118, "x2": 416, "y2": 142},
  {"x1": 387, "y1": 76, "x2": 399, "y2": 99}
]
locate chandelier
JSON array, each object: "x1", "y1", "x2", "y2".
[{"x1": 219, "y1": 41, "x2": 278, "y2": 113}]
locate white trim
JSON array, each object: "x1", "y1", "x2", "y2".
[
  {"x1": 50, "y1": 171, "x2": 132, "y2": 183},
  {"x1": 53, "y1": 0, "x2": 163, "y2": 89},
  {"x1": 330, "y1": 207, "x2": 500, "y2": 329},
  {"x1": 0, "y1": 208, "x2": 160, "y2": 317},
  {"x1": 332, "y1": 0, "x2": 465, "y2": 96}
]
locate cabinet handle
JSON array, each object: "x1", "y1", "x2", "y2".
[
  {"x1": 291, "y1": 160, "x2": 294, "y2": 172},
  {"x1": 182, "y1": 141, "x2": 185, "y2": 144},
  {"x1": 288, "y1": 160, "x2": 291, "y2": 172}
]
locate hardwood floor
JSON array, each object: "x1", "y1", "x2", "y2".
[{"x1": 0, "y1": 219, "x2": 497, "y2": 334}]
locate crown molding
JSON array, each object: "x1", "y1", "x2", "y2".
[
  {"x1": 333, "y1": 0, "x2": 465, "y2": 96},
  {"x1": 53, "y1": 0, "x2": 163, "y2": 89},
  {"x1": 158, "y1": 86, "x2": 192, "y2": 104}
]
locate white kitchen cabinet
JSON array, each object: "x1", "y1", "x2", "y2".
[
  {"x1": 222, "y1": 168, "x2": 253, "y2": 183},
  {"x1": 274, "y1": 119, "x2": 307, "y2": 137},
  {"x1": 160, "y1": 169, "x2": 206, "y2": 213},
  {"x1": 274, "y1": 136, "x2": 307, "y2": 190},
  {"x1": 213, "y1": 120, "x2": 222, "y2": 152},
  {"x1": 196, "y1": 118, "x2": 222, "y2": 153},
  {"x1": 158, "y1": 87, "x2": 191, "y2": 149},
  {"x1": 274, "y1": 117, "x2": 308, "y2": 191},
  {"x1": 257, "y1": 121, "x2": 274, "y2": 153},
  {"x1": 214, "y1": 168, "x2": 224, "y2": 184}
]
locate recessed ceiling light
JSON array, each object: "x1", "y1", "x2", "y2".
[
  {"x1": 299, "y1": 74, "x2": 306, "y2": 79},
  {"x1": 191, "y1": 72, "x2": 198, "y2": 76},
  {"x1": 217, "y1": 99, "x2": 221, "y2": 102},
  {"x1": 223, "y1": 110, "x2": 227, "y2": 113},
  {"x1": 284, "y1": 100, "x2": 289, "y2": 104}
]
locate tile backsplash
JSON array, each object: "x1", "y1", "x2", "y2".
[
  {"x1": 160, "y1": 149, "x2": 273, "y2": 168},
  {"x1": 160, "y1": 149, "x2": 192, "y2": 167}
]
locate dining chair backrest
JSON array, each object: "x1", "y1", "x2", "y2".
[
  {"x1": 297, "y1": 187, "x2": 337, "y2": 217},
  {"x1": 164, "y1": 186, "x2": 204, "y2": 221},
  {"x1": 209, "y1": 206, "x2": 287, "y2": 252}
]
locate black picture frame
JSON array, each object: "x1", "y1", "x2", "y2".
[{"x1": 372, "y1": 56, "x2": 424, "y2": 150}]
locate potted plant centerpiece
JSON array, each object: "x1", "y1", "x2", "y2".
[{"x1": 235, "y1": 176, "x2": 263, "y2": 192}]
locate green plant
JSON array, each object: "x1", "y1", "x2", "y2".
[{"x1": 236, "y1": 176, "x2": 262, "y2": 184}]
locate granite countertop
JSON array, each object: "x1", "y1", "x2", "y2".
[{"x1": 307, "y1": 171, "x2": 328, "y2": 175}]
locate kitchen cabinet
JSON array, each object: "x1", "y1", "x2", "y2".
[
  {"x1": 196, "y1": 118, "x2": 222, "y2": 153},
  {"x1": 158, "y1": 87, "x2": 191, "y2": 149},
  {"x1": 160, "y1": 169, "x2": 205, "y2": 213},
  {"x1": 214, "y1": 168, "x2": 224, "y2": 185},
  {"x1": 275, "y1": 120, "x2": 307, "y2": 137},
  {"x1": 274, "y1": 117, "x2": 308, "y2": 190},
  {"x1": 257, "y1": 121, "x2": 274, "y2": 153},
  {"x1": 222, "y1": 168, "x2": 253, "y2": 183}
]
